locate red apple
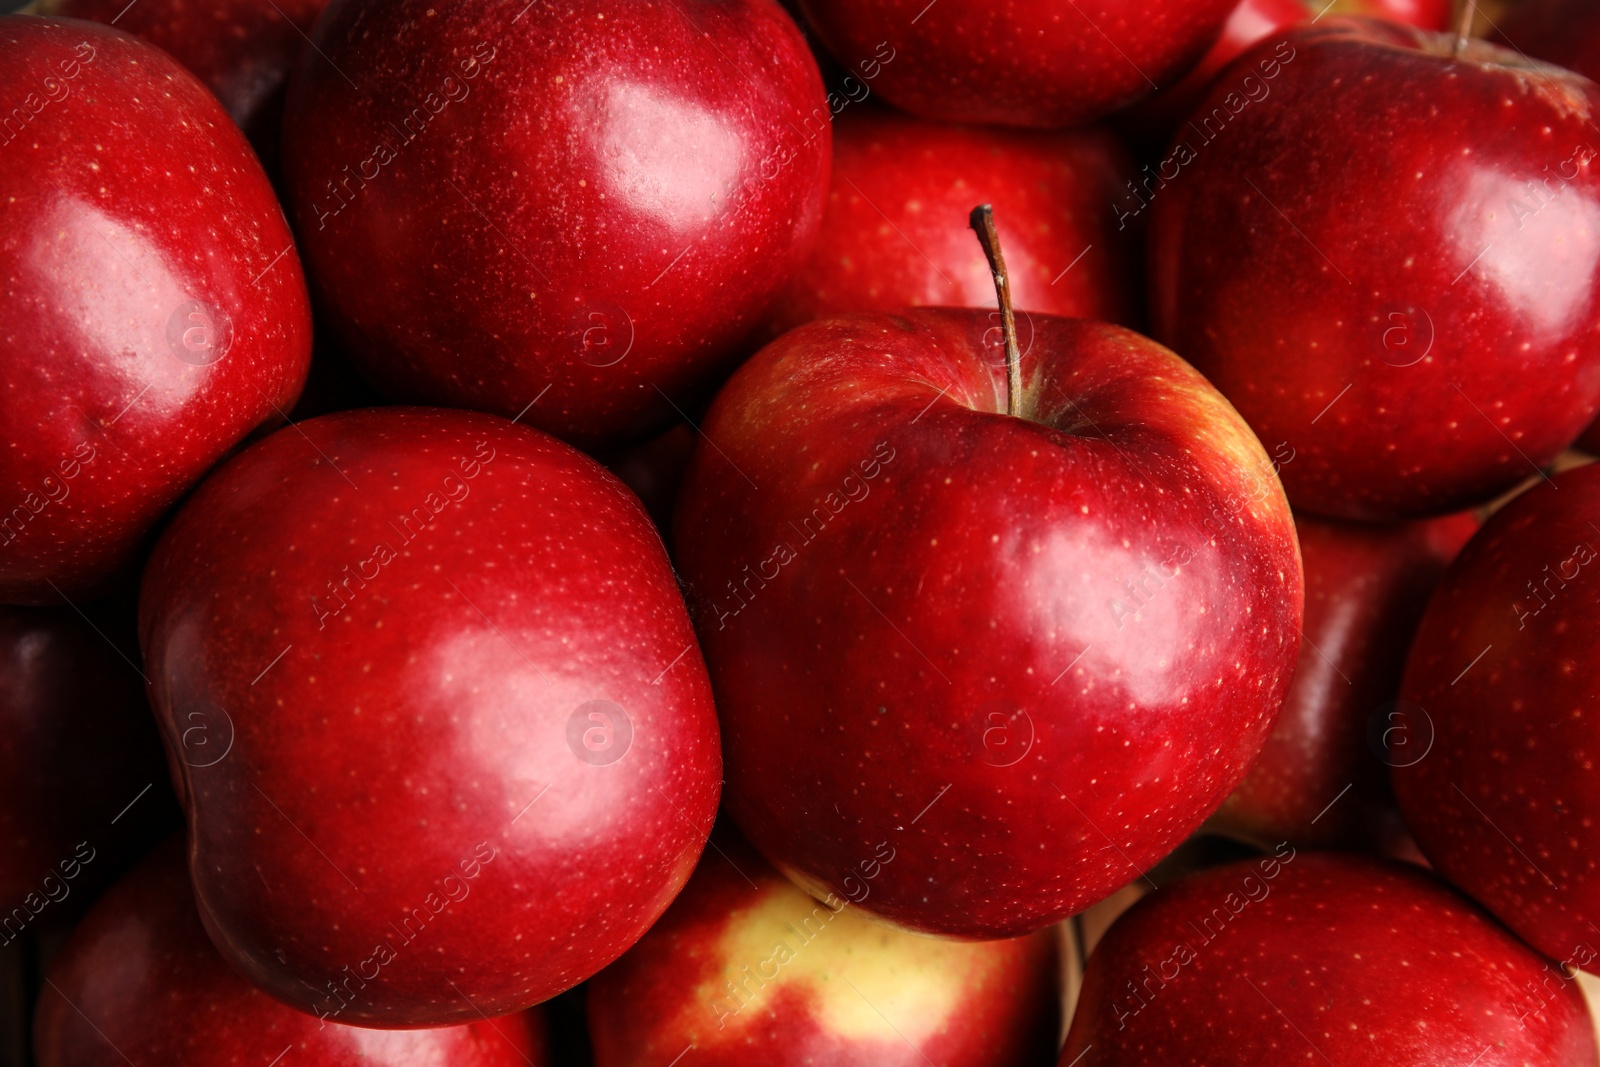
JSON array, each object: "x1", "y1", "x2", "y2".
[
  {"x1": 280, "y1": 0, "x2": 829, "y2": 449},
  {"x1": 1119, "y1": 0, "x2": 1451, "y2": 145},
  {"x1": 35, "y1": 836, "x2": 549, "y2": 1066},
  {"x1": 1211, "y1": 510, "x2": 1476, "y2": 849},
  {"x1": 40, "y1": 0, "x2": 328, "y2": 156},
  {"x1": 587, "y1": 830, "x2": 1061, "y2": 1067},
  {"x1": 794, "y1": 0, "x2": 1238, "y2": 128},
  {"x1": 1394, "y1": 461, "x2": 1600, "y2": 964},
  {"x1": 1062, "y1": 852, "x2": 1600, "y2": 1065},
  {"x1": 139, "y1": 407, "x2": 722, "y2": 1026},
  {"x1": 766, "y1": 105, "x2": 1139, "y2": 336},
  {"x1": 0, "y1": 16, "x2": 312, "y2": 603},
  {"x1": 673, "y1": 305, "x2": 1302, "y2": 939},
  {"x1": 0, "y1": 602, "x2": 177, "y2": 938},
  {"x1": 1149, "y1": 18, "x2": 1600, "y2": 521}
]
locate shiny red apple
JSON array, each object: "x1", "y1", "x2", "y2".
[
  {"x1": 35, "y1": 836, "x2": 549, "y2": 1066},
  {"x1": 280, "y1": 0, "x2": 829, "y2": 449},
  {"x1": 139, "y1": 407, "x2": 722, "y2": 1026},
  {"x1": 0, "y1": 16, "x2": 312, "y2": 603},
  {"x1": 588, "y1": 830, "x2": 1061, "y2": 1067},
  {"x1": 673, "y1": 305, "x2": 1303, "y2": 939},
  {"x1": 1063, "y1": 852, "x2": 1599, "y2": 1065},
  {"x1": 1394, "y1": 461, "x2": 1600, "y2": 964},
  {"x1": 794, "y1": 0, "x2": 1238, "y2": 128},
  {"x1": 0, "y1": 602, "x2": 176, "y2": 936},
  {"x1": 766, "y1": 105, "x2": 1138, "y2": 337},
  {"x1": 1211, "y1": 510, "x2": 1475, "y2": 848},
  {"x1": 1150, "y1": 18, "x2": 1600, "y2": 521},
  {"x1": 41, "y1": 0, "x2": 329, "y2": 156}
]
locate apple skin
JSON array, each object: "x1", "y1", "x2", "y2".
[
  {"x1": 672, "y1": 309, "x2": 1303, "y2": 939},
  {"x1": 280, "y1": 0, "x2": 830, "y2": 450},
  {"x1": 1494, "y1": 1, "x2": 1600, "y2": 464},
  {"x1": 1211, "y1": 510, "x2": 1476, "y2": 849},
  {"x1": 587, "y1": 830, "x2": 1060, "y2": 1067},
  {"x1": 40, "y1": 0, "x2": 328, "y2": 153},
  {"x1": 138, "y1": 407, "x2": 722, "y2": 1026},
  {"x1": 0, "y1": 16, "x2": 312, "y2": 603},
  {"x1": 765, "y1": 105, "x2": 1139, "y2": 336},
  {"x1": 1119, "y1": 0, "x2": 1450, "y2": 145},
  {"x1": 1061, "y1": 852, "x2": 1600, "y2": 1065},
  {"x1": 1394, "y1": 462, "x2": 1600, "y2": 964},
  {"x1": 1149, "y1": 18, "x2": 1600, "y2": 522},
  {"x1": 34, "y1": 836, "x2": 549, "y2": 1066},
  {"x1": 0, "y1": 602, "x2": 178, "y2": 928},
  {"x1": 794, "y1": 0, "x2": 1238, "y2": 128}
]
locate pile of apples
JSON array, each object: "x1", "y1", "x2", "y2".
[{"x1": 8, "y1": 0, "x2": 1600, "y2": 1062}]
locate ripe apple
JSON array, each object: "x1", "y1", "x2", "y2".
[
  {"x1": 1120, "y1": 0, "x2": 1450, "y2": 145},
  {"x1": 1211, "y1": 510, "x2": 1476, "y2": 848},
  {"x1": 39, "y1": 0, "x2": 328, "y2": 158},
  {"x1": 139, "y1": 407, "x2": 722, "y2": 1026},
  {"x1": 0, "y1": 16, "x2": 312, "y2": 603},
  {"x1": 280, "y1": 0, "x2": 830, "y2": 450},
  {"x1": 587, "y1": 830, "x2": 1061, "y2": 1066},
  {"x1": 0, "y1": 602, "x2": 177, "y2": 936},
  {"x1": 672, "y1": 301, "x2": 1302, "y2": 939},
  {"x1": 1063, "y1": 852, "x2": 1600, "y2": 1064},
  {"x1": 1149, "y1": 18, "x2": 1600, "y2": 521},
  {"x1": 765, "y1": 105, "x2": 1139, "y2": 337},
  {"x1": 1394, "y1": 461, "x2": 1600, "y2": 964},
  {"x1": 34, "y1": 836, "x2": 549, "y2": 1066},
  {"x1": 1494, "y1": 0, "x2": 1600, "y2": 82},
  {"x1": 794, "y1": 0, "x2": 1239, "y2": 128}
]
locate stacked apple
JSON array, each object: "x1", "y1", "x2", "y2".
[{"x1": 5, "y1": 0, "x2": 1600, "y2": 1065}]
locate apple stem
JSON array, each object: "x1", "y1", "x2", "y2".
[
  {"x1": 1452, "y1": 0, "x2": 1474, "y2": 56},
  {"x1": 969, "y1": 204, "x2": 1023, "y2": 418}
]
